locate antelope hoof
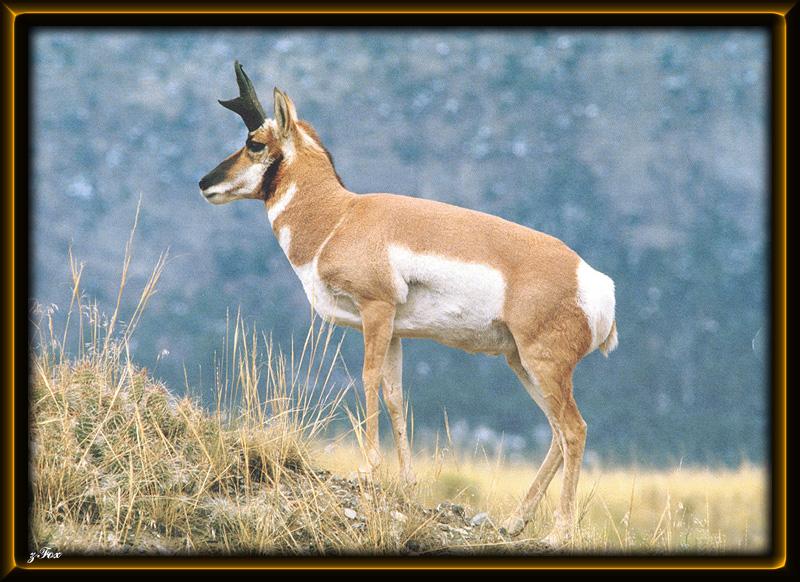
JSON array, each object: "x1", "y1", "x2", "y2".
[
  {"x1": 357, "y1": 464, "x2": 376, "y2": 480},
  {"x1": 358, "y1": 451, "x2": 382, "y2": 480},
  {"x1": 402, "y1": 468, "x2": 418, "y2": 487},
  {"x1": 367, "y1": 448, "x2": 383, "y2": 468},
  {"x1": 541, "y1": 519, "x2": 572, "y2": 548},
  {"x1": 500, "y1": 515, "x2": 526, "y2": 538},
  {"x1": 541, "y1": 530, "x2": 568, "y2": 549}
]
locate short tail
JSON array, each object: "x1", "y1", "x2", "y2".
[{"x1": 599, "y1": 319, "x2": 618, "y2": 357}]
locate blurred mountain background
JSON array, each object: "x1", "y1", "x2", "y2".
[{"x1": 30, "y1": 28, "x2": 770, "y2": 466}]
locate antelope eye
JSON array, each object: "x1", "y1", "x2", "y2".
[{"x1": 247, "y1": 141, "x2": 266, "y2": 152}]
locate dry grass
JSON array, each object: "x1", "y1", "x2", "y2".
[
  {"x1": 30, "y1": 308, "x2": 516, "y2": 556},
  {"x1": 319, "y1": 446, "x2": 767, "y2": 554},
  {"x1": 28, "y1": 210, "x2": 768, "y2": 557}
]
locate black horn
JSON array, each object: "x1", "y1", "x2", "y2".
[{"x1": 218, "y1": 61, "x2": 266, "y2": 132}]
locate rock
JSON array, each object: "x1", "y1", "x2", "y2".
[
  {"x1": 470, "y1": 512, "x2": 490, "y2": 527},
  {"x1": 436, "y1": 501, "x2": 464, "y2": 516},
  {"x1": 343, "y1": 507, "x2": 357, "y2": 520},
  {"x1": 405, "y1": 539, "x2": 421, "y2": 553},
  {"x1": 390, "y1": 510, "x2": 407, "y2": 523}
]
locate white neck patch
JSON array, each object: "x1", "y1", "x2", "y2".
[
  {"x1": 267, "y1": 182, "x2": 297, "y2": 225},
  {"x1": 278, "y1": 226, "x2": 292, "y2": 254}
]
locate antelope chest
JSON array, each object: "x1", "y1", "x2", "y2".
[{"x1": 277, "y1": 227, "x2": 363, "y2": 328}]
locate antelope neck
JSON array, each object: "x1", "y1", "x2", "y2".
[{"x1": 266, "y1": 165, "x2": 354, "y2": 266}]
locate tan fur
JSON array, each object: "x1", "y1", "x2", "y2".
[
  {"x1": 201, "y1": 87, "x2": 618, "y2": 543},
  {"x1": 268, "y1": 149, "x2": 351, "y2": 266}
]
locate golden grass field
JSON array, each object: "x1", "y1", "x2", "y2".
[
  {"x1": 28, "y1": 218, "x2": 768, "y2": 557},
  {"x1": 319, "y1": 446, "x2": 767, "y2": 553}
]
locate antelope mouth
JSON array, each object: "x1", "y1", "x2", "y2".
[{"x1": 200, "y1": 189, "x2": 229, "y2": 205}]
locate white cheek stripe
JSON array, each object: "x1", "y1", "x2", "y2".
[
  {"x1": 232, "y1": 163, "x2": 267, "y2": 194},
  {"x1": 204, "y1": 162, "x2": 265, "y2": 196},
  {"x1": 267, "y1": 182, "x2": 297, "y2": 225},
  {"x1": 202, "y1": 180, "x2": 233, "y2": 195}
]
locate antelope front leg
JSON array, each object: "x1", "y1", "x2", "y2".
[
  {"x1": 358, "y1": 300, "x2": 396, "y2": 477},
  {"x1": 382, "y1": 337, "x2": 416, "y2": 485}
]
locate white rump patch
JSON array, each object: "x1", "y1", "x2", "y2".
[
  {"x1": 387, "y1": 245, "x2": 513, "y2": 353},
  {"x1": 576, "y1": 259, "x2": 616, "y2": 354},
  {"x1": 267, "y1": 182, "x2": 297, "y2": 225}
]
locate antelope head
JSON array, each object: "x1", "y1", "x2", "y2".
[{"x1": 199, "y1": 61, "x2": 299, "y2": 204}]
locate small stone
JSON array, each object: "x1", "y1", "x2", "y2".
[
  {"x1": 390, "y1": 510, "x2": 407, "y2": 523},
  {"x1": 405, "y1": 539, "x2": 421, "y2": 553},
  {"x1": 343, "y1": 507, "x2": 357, "y2": 520},
  {"x1": 436, "y1": 501, "x2": 464, "y2": 517},
  {"x1": 470, "y1": 512, "x2": 490, "y2": 527}
]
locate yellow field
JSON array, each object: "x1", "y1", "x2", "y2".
[{"x1": 317, "y1": 444, "x2": 767, "y2": 553}]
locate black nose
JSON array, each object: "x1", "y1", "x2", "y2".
[{"x1": 199, "y1": 175, "x2": 212, "y2": 190}]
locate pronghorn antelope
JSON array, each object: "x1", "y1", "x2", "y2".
[{"x1": 199, "y1": 62, "x2": 618, "y2": 543}]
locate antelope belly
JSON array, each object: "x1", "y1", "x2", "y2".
[{"x1": 388, "y1": 245, "x2": 513, "y2": 353}]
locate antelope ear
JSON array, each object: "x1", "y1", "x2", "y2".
[{"x1": 273, "y1": 88, "x2": 297, "y2": 137}]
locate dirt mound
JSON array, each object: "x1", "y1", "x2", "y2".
[{"x1": 30, "y1": 360, "x2": 548, "y2": 556}]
